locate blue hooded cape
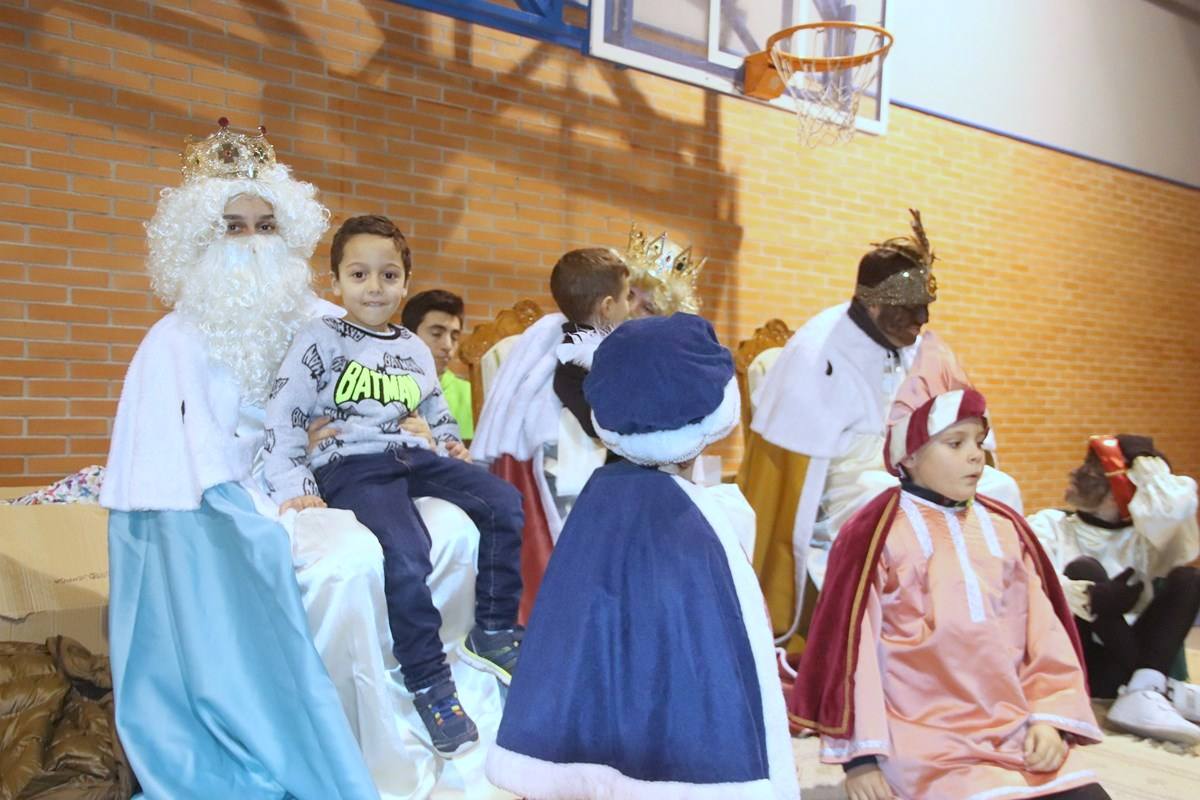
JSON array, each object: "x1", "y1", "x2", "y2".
[{"x1": 487, "y1": 461, "x2": 793, "y2": 799}]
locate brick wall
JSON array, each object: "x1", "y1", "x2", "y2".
[{"x1": 0, "y1": 0, "x2": 1197, "y2": 510}]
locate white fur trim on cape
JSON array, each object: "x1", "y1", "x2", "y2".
[
  {"x1": 554, "y1": 326, "x2": 607, "y2": 370},
  {"x1": 670, "y1": 478, "x2": 801, "y2": 800},
  {"x1": 486, "y1": 745, "x2": 780, "y2": 800},
  {"x1": 102, "y1": 295, "x2": 341, "y2": 512},
  {"x1": 751, "y1": 303, "x2": 919, "y2": 459},
  {"x1": 591, "y1": 377, "x2": 739, "y2": 467}
]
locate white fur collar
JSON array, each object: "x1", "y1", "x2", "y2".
[{"x1": 555, "y1": 326, "x2": 608, "y2": 370}]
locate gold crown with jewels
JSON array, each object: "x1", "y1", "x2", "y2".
[
  {"x1": 624, "y1": 223, "x2": 706, "y2": 315},
  {"x1": 181, "y1": 117, "x2": 276, "y2": 182}
]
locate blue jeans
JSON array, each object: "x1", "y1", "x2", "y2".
[{"x1": 316, "y1": 448, "x2": 524, "y2": 691}]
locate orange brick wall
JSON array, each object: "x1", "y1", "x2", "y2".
[{"x1": 0, "y1": 0, "x2": 1197, "y2": 510}]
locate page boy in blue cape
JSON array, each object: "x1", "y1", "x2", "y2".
[{"x1": 485, "y1": 313, "x2": 798, "y2": 800}]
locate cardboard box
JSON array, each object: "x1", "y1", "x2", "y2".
[{"x1": 0, "y1": 488, "x2": 109, "y2": 654}]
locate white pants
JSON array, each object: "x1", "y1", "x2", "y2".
[{"x1": 278, "y1": 493, "x2": 515, "y2": 800}]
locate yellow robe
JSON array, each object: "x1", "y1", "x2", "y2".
[{"x1": 735, "y1": 430, "x2": 812, "y2": 648}]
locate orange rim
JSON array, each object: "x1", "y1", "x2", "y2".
[{"x1": 761, "y1": 21, "x2": 893, "y2": 73}]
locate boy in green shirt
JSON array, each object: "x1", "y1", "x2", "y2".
[{"x1": 402, "y1": 289, "x2": 473, "y2": 440}]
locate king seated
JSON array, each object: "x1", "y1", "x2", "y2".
[{"x1": 101, "y1": 120, "x2": 507, "y2": 799}]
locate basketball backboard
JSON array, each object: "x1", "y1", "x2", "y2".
[{"x1": 587, "y1": 0, "x2": 890, "y2": 135}]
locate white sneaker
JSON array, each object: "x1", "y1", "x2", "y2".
[
  {"x1": 1166, "y1": 678, "x2": 1200, "y2": 724},
  {"x1": 1107, "y1": 669, "x2": 1200, "y2": 745}
]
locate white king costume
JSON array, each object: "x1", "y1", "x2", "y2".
[
  {"x1": 101, "y1": 122, "x2": 506, "y2": 799},
  {"x1": 739, "y1": 210, "x2": 1022, "y2": 643}
]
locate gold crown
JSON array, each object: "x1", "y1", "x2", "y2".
[
  {"x1": 855, "y1": 208, "x2": 938, "y2": 306},
  {"x1": 181, "y1": 118, "x2": 276, "y2": 182},
  {"x1": 624, "y1": 223, "x2": 706, "y2": 314}
]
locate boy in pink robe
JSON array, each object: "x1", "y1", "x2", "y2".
[{"x1": 790, "y1": 388, "x2": 1107, "y2": 800}]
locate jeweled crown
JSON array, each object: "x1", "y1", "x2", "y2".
[
  {"x1": 181, "y1": 117, "x2": 276, "y2": 182},
  {"x1": 624, "y1": 223, "x2": 706, "y2": 314}
]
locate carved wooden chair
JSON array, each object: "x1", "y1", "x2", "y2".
[
  {"x1": 458, "y1": 299, "x2": 546, "y2": 423},
  {"x1": 733, "y1": 318, "x2": 794, "y2": 434}
]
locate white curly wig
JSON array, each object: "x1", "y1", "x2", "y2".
[
  {"x1": 146, "y1": 164, "x2": 331, "y2": 405},
  {"x1": 146, "y1": 164, "x2": 329, "y2": 304}
]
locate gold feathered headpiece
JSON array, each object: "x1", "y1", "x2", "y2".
[
  {"x1": 854, "y1": 208, "x2": 938, "y2": 306},
  {"x1": 623, "y1": 223, "x2": 705, "y2": 315}
]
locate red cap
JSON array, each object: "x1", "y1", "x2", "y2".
[{"x1": 1087, "y1": 435, "x2": 1136, "y2": 521}]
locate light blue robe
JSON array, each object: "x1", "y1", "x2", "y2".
[{"x1": 108, "y1": 481, "x2": 380, "y2": 800}]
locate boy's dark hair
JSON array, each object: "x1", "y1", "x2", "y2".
[
  {"x1": 401, "y1": 289, "x2": 464, "y2": 332},
  {"x1": 549, "y1": 248, "x2": 629, "y2": 324},
  {"x1": 330, "y1": 214, "x2": 412, "y2": 278}
]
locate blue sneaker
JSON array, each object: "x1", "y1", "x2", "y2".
[
  {"x1": 412, "y1": 680, "x2": 478, "y2": 757},
  {"x1": 459, "y1": 625, "x2": 522, "y2": 686}
]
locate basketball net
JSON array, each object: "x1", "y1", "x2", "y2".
[{"x1": 769, "y1": 25, "x2": 889, "y2": 147}]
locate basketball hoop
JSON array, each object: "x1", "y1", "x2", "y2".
[{"x1": 742, "y1": 22, "x2": 893, "y2": 148}]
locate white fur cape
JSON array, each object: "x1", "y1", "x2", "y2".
[
  {"x1": 750, "y1": 302, "x2": 920, "y2": 459},
  {"x1": 470, "y1": 313, "x2": 568, "y2": 463},
  {"x1": 101, "y1": 296, "x2": 345, "y2": 512},
  {"x1": 101, "y1": 312, "x2": 250, "y2": 512}
]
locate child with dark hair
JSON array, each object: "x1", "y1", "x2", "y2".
[
  {"x1": 548, "y1": 247, "x2": 632, "y2": 437},
  {"x1": 264, "y1": 215, "x2": 524, "y2": 757},
  {"x1": 468, "y1": 246, "x2": 633, "y2": 624},
  {"x1": 329, "y1": 213, "x2": 412, "y2": 279},
  {"x1": 791, "y1": 383, "x2": 1107, "y2": 800}
]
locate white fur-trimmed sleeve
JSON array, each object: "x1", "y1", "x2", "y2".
[{"x1": 101, "y1": 314, "x2": 246, "y2": 511}]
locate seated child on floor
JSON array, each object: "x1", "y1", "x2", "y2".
[
  {"x1": 791, "y1": 388, "x2": 1109, "y2": 800},
  {"x1": 486, "y1": 313, "x2": 799, "y2": 800},
  {"x1": 262, "y1": 214, "x2": 524, "y2": 757},
  {"x1": 1029, "y1": 434, "x2": 1200, "y2": 744}
]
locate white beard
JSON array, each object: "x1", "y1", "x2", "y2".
[{"x1": 176, "y1": 235, "x2": 313, "y2": 406}]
